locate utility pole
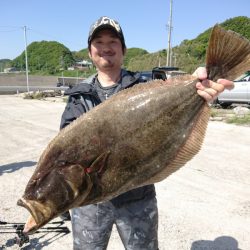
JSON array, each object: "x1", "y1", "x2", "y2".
[
  {"x1": 23, "y1": 26, "x2": 29, "y2": 92},
  {"x1": 166, "y1": 0, "x2": 173, "y2": 66}
]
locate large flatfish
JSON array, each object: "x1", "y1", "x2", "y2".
[{"x1": 18, "y1": 25, "x2": 250, "y2": 233}]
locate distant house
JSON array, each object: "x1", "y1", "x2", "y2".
[{"x1": 68, "y1": 60, "x2": 92, "y2": 71}]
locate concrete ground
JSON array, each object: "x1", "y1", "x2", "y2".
[{"x1": 0, "y1": 95, "x2": 249, "y2": 250}]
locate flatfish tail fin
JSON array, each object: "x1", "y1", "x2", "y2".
[{"x1": 206, "y1": 25, "x2": 250, "y2": 81}]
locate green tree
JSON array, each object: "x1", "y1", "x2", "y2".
[
  {"x1": 123, "y1": 48, "x2": 148, "y2": 67},
  {"x1": 0, "y1": 59, "x2": 12, "y2": 72},
  {"x1": 12, "y1": 41, "x2": 75, "y2": 74},
  {"x1": 72, "y1": 48, "x2": 89, "y2": 61}
]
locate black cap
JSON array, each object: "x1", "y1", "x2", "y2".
[{"x1": 88, "y1": 16, "x2": 126, "y2": 50}]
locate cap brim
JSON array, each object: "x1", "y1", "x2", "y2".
[{"x1": 88, "y1": 24, "x2": 121, "y2": 43}]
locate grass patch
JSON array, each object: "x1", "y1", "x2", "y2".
[
  {"x1": 225, "y1": 114, "x2": 250, "y2": 125},
  {"x1": 23, "y1": 90, "x2": 63, "y2": 100},
  {"x1": 63, "y1": 96, "x2": 68, "y2": 102},
  {"x1": 210, "y1": 107, "x2": 250, "y2": 126},
  {"x1": 24, "y1": 92, "x2": 46, "y2": 100},
  {"x1": 210, "y1": 109, "x2": 219, "y2": 118}
]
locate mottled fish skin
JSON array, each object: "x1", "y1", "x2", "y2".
[
  {"x1": 19, "y1": 76, "x2": 207, "y2": 233},
  {"x1": 18, "y1": 25, "x2": 250, "y2": 234}
]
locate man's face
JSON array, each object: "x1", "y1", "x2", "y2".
[{"x1": 89, "y1": 29, "x2": 125, "y2": 71}]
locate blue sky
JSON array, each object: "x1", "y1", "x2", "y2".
[{"x1": 0, "y1": 0, "x2": 249, "y2": 60}]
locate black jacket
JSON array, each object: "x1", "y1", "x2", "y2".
[{"x1": 60, "y1": 69, "x2": 156, "y2": 207}]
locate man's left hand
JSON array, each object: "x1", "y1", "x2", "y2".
[{"x1": 193, "y1": 67, "x2": 234, "y2": 102}]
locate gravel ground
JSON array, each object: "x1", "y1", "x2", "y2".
[{"x1": 0, "y1": 95, "x2": 249, "y2": 250}]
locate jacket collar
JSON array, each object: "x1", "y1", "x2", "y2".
[{"x1": 65, "y1": 69, "x2": 141, "y2": 96}]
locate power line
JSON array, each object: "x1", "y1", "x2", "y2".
[
  {"x1": 0, "y1": 26, "x2": 23, "y2": 32},
  {"x1": 29, "y1": 28, "x2": 64, "y2": 42},
  {"x1": 0, "y1": 29, "x2": 20, "y2": 33},
  {"x1": 29, "y1": 28, "x2": 84, "y2": 48},
  {"x1": 1, "y1": 25, "x2": 84, "y2": 58}
]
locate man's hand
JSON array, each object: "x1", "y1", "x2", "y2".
[{"x1": 193, "y1": 67, "x2": 234, "y2": 102}]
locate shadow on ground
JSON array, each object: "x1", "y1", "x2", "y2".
[
  {"x1": 0, "y1": 221, "x2": 70, "y2": 250},
  {"x1": 0, "y1": 161, "x2": 36, "y2": 176},
  {"x1": 191, "y1": 235, "x2": 241, "y2": 250}
]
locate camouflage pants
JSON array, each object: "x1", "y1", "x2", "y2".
[{"x1": 71, "y1": 197, "x2": 158, "y2": 250}]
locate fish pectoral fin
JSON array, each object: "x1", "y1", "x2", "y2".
[{"x1": 85, "y1": 151, "x2": 110, "y2": 174}]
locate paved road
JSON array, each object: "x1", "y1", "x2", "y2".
[{"x1": 0, "y1": 95, "x2": 249, "y2": 250}]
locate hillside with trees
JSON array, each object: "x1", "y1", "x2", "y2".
[
  {"x1": 1, "y1": 16, "x2": 248, "y2": 76},
  {"x1": 72, "y1": 48, "x2": 89, "y2": 62},
  {"x1": 11, "y1": 41, "x2": 75, "y2": 74},
  {"x1": 172, "y1": 16, "x2": 250, "y2": 73},
  {"x1": 126, "y1": 16, "x2": 250, "y2": 73}
]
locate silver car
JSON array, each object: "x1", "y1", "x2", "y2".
[{"x1": 217, "y1": 71, "x2": 250, "y2": 108}]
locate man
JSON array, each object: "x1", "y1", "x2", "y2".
[{"x1": 60, "y1": 16, "x2": 233, "y2": 250}]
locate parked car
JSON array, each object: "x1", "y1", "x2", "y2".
[
  {"x1": 139, "y1": 71, "x2": 152, "y2": 82},
  {"x1": 216, "y1": 71, "x2": 250, "y2": 108},
  {"x1": 152, "y1": 67, "x2": 187, "y2": 80},
  {"x1": 139, "y1": 67, "x2": 187, "y2": 83}
]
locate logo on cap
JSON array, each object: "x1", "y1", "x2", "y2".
[{"x1": 92, "y1": 16, "x2": 121, "y2": 33}]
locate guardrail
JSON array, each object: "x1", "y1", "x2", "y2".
[
  {"x1": 0, "y1": 85, "x2": 68, "y2": 95},
  {"x1": 57, "y1": 77, "x2": 85, "y2": 87}
]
